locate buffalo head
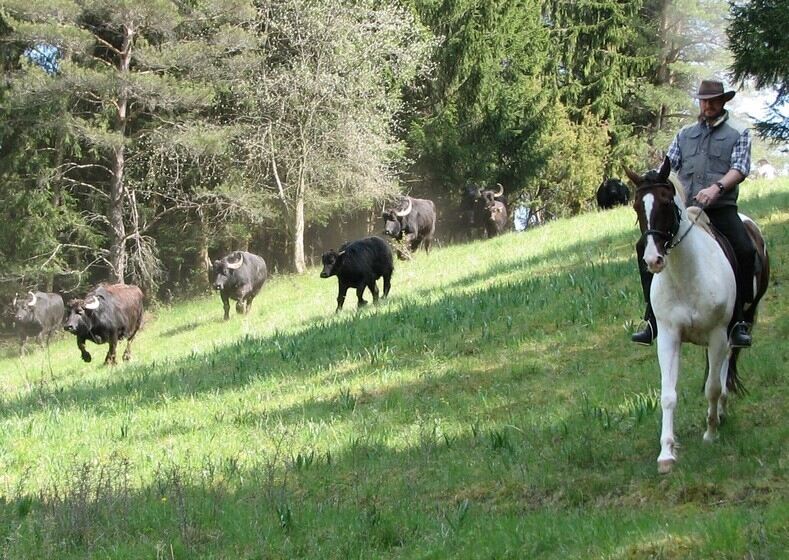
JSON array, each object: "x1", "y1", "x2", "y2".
[
  {"x1": 381, "y1": 197, "x2": 413, "y2": 239},
  {"x1": 319, "y1": 249, "x2": 346, "y2": 278},
  {"x1": 213, "y1": 252, "x2": 244, "y2": 290},
  {"x1": 64, "y1": 295, "x2": 100, "y2": 335},
  {"x1": 13, "y1": 291, "x2": 37, "y2": 323},
  {"x1": 482, "y1": 183, "x2": 504, "y2": 204}
]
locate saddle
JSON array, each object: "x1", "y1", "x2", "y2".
[
  {"x1": 686, "y1": 207, "x2": 739, "y2": 276},
  {"x1": 687, "y1": 206, "x2": 763, "y2": 280}
]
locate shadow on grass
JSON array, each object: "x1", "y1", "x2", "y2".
[
  {"x1": 160, "y1": 320, "x2": 215, "y2": 338},
  {"x1": 1, "y1": 188, "x2": 786, "y2": 557},
  {"x1": 2, "y1": 190, "x2": 787, "y2": 423},
  {"x1": 0, "y1": 227, "x2": 639, "y2": 419},
  {"x1": 2, "y1": 357, "x2": 784, "y2": 558}
]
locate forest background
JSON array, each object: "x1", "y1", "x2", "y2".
[{"x1": 0, "y1": 0, "x2": 786, "y2": 305}]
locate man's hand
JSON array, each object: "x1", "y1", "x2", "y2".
[{"x1": 694, "y1": 184, "x2": 721, "y2": 206}]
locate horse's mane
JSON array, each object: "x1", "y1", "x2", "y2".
[
  {"x1": 664, "y1": 172, "x2": 716, "y2": 234},
  {"x1": 667, "y1": 172, "x2": 686, "y2": 209}
]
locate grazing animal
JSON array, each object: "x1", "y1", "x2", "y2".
[
  {"x1": 320, "y1": 236, "x2": 393, "y2": 312},
  {"x1": 64, "y1": 283, "x2": 144, "y2": 365},
  {"x1": 382, "y1": 196, "x2": 436, "y2": 254},
  {"x1": 596, "y1": 178, "x2": 630, "y2": 209},
  {"x1": 484, "y1": 199, "x2": 508, "y2": 237},
  {"x1": 212, "y1": 251, "x2": 268, "y2": 320},
  {"x1": 754, "y1": 159, "x2": 776, "y2": 180},
  {"x1": 465, "y1": 183, "x2": 508, "y2": 238},
  {"x1": 627, "y1": 159, "x2": 769, "y2": 474},
  {"x1": 12, "y1": 291, "x2": 65, "y2": 354}
]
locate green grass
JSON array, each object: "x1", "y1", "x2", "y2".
[{"x1": 0, "y1": 179, "x2": 787, "y2": 559}]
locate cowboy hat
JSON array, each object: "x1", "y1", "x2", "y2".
[{"x1": 693, "y1": 80, "x2": 736, "y2": 102}]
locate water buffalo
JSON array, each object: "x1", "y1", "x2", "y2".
[
  {"x1": 382, "y1": 196, "x2": 436, "y2": 254},
  {"x1": 484, "y1": 199, "x2": 508, "y2": 237},
  {"x1": 13, "y1": 291, "x2": 65, "y2": 354},
  {"x1": 465, "y1": 183, "x2": 508, "y2": 238},
  {"x1": 64, "y1": 283, "x2": 144, "y2": 365},
  {"x1": 596, "y1": 178, "x2": 630, "y2": 209},
  {"x1": 212, "y1": 251, "x2": 268, "y2": 320},
  {"x1": 320, "y1": 236, "x2": 393, "y2": 312}
]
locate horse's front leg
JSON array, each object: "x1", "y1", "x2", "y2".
[
  {"x1": 704, "y1": 327, "x2": 729, "y2": 442},
  {"x1": 656, "y1": 329, "x2": 681, "y2": 474}
]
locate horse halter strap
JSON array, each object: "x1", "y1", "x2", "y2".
[{"x1": 637, "y1": 183, "x2": 690, "y2": 253}]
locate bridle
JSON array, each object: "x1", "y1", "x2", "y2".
[{"x1": 636, "y1": 183, "x2": 696, "y2": 254}]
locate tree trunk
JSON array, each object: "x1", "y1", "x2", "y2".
[
  {"x1": 109, "y1": 23, "x2": 134, "y2": 283},
  {"x1": 197, "y1": 213, "x2": 213, "y2": 292},
  {"x1": 109, "y1": 148, "x2": 126, "y2": 282},
  {"x1": 293, "y1": 176, "x2": 306, "y2": 273}
]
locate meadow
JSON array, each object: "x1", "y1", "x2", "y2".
[{"x1": 0, "y1": 179, "x2": 786, "y2": 559}]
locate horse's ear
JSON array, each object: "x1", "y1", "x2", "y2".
[
  {"x1": 624, "y1": 167, "x2": 641, "y2": 186},
  {"x1": 657, "y1": 156, "x2": 671, "y2": 182}
]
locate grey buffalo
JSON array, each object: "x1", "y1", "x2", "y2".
[
  {"x1": 465, "y1": 183, "x2": 508, "y2": 238},
  {"x1": 382, "y1": 196, "x2": 436, "y2": 254},
  {"x1": 64, "y1": 283, "x2": 144, "y2": 365},
  {"x1": 13, "y1": 291, "x2": 65, "y2": 354},
  {"x1": 484, "y1": 198, "x2": 508, "y2": 237},
  {"x1": 320, "y1": 236, "x2": 393, "y2": 312},
  {"x1": 212, "y1": 251, "x2": 268, "y2": 320}
]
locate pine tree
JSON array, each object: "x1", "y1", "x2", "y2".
[
  {"x1": 728, "y1": 0, "x2": 789, "y2": 142},
  {"x1": 0, "y1": 1, "x2": 257, "y2": 288}
]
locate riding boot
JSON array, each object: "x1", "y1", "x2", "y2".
[
  {"x1": 631, "y1": 304, "x2": 657, "y2": 345},
  {"x1": 730, "y1": 322, "x2": 751, "y2": 348},
  {"x1": 729, "y1": 292, "x2": 752, "y2": 348}
]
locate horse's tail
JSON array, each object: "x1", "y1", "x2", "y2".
[{"x1": 727, "y1": 348, "x2": 747, "y2": 395}]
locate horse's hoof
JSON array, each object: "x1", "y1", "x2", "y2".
[
  {"x1": 703, "y1": 431, "x2": 718, "y2": 443},
  {"x1": 657, "y1": 459, "x2": 675, "y2": 474}
]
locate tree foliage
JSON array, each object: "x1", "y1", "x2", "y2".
[
  {"x1": 0, "y1": 0, "x2": 763, "y2": 302},
  {"x1": 0, "y1": 0, "x2": 430, "y2": 296},
  {"x1": 728, "y1": 0, "x2": 789, "y2": 141}
]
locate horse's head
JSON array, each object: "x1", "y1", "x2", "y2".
[{"x1": 626, "y1": 157, "x2": 683, "y2": 274}]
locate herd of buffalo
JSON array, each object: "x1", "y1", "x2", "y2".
[{"x1": 8, "y1": 180, "x2": 631, "y2": 365}]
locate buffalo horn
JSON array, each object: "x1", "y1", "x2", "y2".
[
  {"x1": 84, "y1": 296, "x2": 100, "y2": 310},
  {"x1": 27, "y1": 291, "x2": 37, "y2": 306},
  {"x1": 227, "y1": 253, "x2": 244, "y2": 270},
  {"x1": 494, "y1": 183, "x2": 504, "y2": 197},
  {"x1": 395, "y1": 197, "x2": 413, "y2": 217}
]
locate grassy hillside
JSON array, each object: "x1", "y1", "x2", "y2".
[{"x1": 0, "y1": 179, "x2": 787, "y2": 559}]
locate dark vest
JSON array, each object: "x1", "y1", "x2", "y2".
[{"x1": 676, "y1": 112, "x2": 748, "y2": 208}]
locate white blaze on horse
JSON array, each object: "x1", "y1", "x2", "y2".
[{"x1": 627, "y1": 158, "x2": 769, "y2": 474}]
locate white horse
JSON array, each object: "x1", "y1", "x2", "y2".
[{"x1": 627, "y1": 158, "x2": 769, "y2": 474}]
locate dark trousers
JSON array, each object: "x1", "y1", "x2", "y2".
[{"x1": 637, "y1": 205, "x2": 756, "y2": 326}]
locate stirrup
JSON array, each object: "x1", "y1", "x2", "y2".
[
  {"x1": 729, "y1": 321, "x2": 752, "y2": 348},
  {"x1": 631, "y1": 321, "x2": 654, "y2": 346}
]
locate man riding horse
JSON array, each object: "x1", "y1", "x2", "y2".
[{"x1": 632, "y1": 80, "x2": 756, "y2": 349}]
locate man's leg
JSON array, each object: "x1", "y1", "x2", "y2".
[{"x1": 706, "y1": 206, "x2": 755, "y2": 347}]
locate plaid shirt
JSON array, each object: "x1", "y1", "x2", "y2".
[{"x1": 666, "y1": 111, "x2": 752, "y2": 177}]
